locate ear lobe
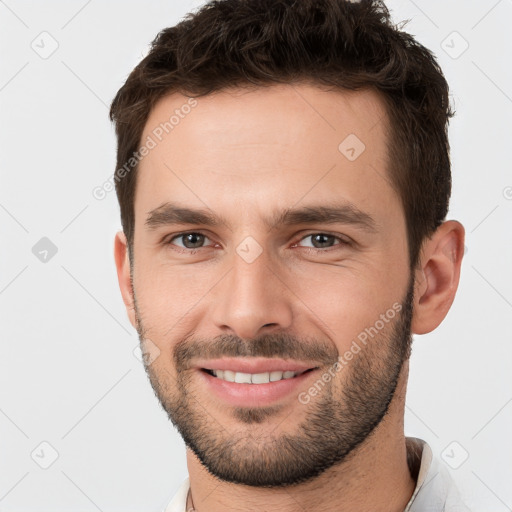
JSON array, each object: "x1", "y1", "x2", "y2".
[
  {"x1": 114, "y1": 231, "x2": 137, "y2": 329},
  {"x1": 411, "y1": 220, "x2": 465, "y2": 335}
]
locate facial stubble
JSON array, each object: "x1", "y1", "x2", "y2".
[{"x1": 134, "y1": 277, "x2": 414, "y2": 488}]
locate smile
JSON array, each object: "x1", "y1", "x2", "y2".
[{"x1": 202, "y1": 368, "x2": 314, "y2": 384}]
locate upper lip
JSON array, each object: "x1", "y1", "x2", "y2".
[{"x1": 195, "y1": 357, "x2": 319, "y2": 374}]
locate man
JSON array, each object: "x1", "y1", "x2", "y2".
[{"x1": 110, "y1": 0, "x2": 469, "y2": 510}]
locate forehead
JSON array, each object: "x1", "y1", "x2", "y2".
[
  {"x1": 136, "y1": 83, "x2": 396, "y2": 224},
  {"x1": 141, "y1": 83, "x2": 388, "y2": 158}
]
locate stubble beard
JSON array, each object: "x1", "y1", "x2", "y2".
[{"x1": 135, "y1": 277, "x2": 414, "y2": 487}]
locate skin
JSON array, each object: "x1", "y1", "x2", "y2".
[{"x1": 114, "y1": 83, "x2": 465, "y2": 512}]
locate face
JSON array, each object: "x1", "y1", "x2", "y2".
[{"x1": 125, "y1": 84, "x2": 414, "y2": 486}]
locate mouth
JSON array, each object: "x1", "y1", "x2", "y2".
[{"x1": 194, "y1": 358, "x2": 322, "y2": 407}]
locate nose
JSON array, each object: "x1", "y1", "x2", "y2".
[{"x1": 210, "y1": 247, "x2": 294, "y2": 340}]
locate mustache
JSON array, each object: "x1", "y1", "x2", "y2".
[{"x1": 173, "y1": 332, "x2": 339, "y2": 370}]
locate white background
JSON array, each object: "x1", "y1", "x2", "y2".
[{"x1": 0, "y1": 1, "x2": 511, "y2": 510}]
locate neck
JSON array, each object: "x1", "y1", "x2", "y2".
[{"x1": 186, "y1": 363, "x2": 415, "y2": 512}]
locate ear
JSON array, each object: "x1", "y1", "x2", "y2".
[
  {"x1": 114, "y1": 231, "x2": 137, "y2": 329},
  {"x1": 411, "y1": 220, "x2": 465, "y2": 335}
]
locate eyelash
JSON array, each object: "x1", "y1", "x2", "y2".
[{"x1": 164, "y1": 231, "x2": 351, "y2": 255}]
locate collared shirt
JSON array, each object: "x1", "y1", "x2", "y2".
[{"x1": 163, "y1": 437, "x2": 472, "y2": 512}]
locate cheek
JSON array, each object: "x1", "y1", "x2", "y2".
[
  {"x1": 289, "y1": 263, "x2": 406, "y2": 351},
  {"x1": 132, "y1": 259, "x2": 220, "y2": 339}
]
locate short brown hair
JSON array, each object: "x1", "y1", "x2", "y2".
[{"x1": 110, "y1": 0, "x2": 453, "y2": 268}]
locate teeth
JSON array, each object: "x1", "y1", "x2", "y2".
[
  {"x1": 251, "y1": 372, "x2": 271, "y2": 384},
  {"x1": 234, "y1": 372, "x2": 252, "y2": 384},
  {"x1": 270, "y1": 371, "x2": 283, "y2": 382},
  {"x1": 222, "y1": 370, "x2": 235, "y2": 382},
  {"x1": 210, "y1": 370, "x2": 301, "y2": 384}
]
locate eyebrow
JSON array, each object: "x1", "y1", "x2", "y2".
[{"x1": 145, "y1": 201, "x2": 378, "y2": 233}]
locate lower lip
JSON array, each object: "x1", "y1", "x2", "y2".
[{"x1": 198, "y1": 369, "x2": 318, "y2": 407}]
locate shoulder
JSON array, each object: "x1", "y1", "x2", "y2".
[{"x1": 405, "y1": 437, "x2": 472, "y2": 512}]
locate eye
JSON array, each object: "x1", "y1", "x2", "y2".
[
  {"x1": 167, "y1": 232, "x2": 214, "y2": 251},
  {"x1": 295, "y1": 233, "x2": 350, "y2": 251}
]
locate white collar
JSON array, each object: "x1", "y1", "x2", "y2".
[{"x1": 164, "y1": 437, "x2": 470, "y2": 512}]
